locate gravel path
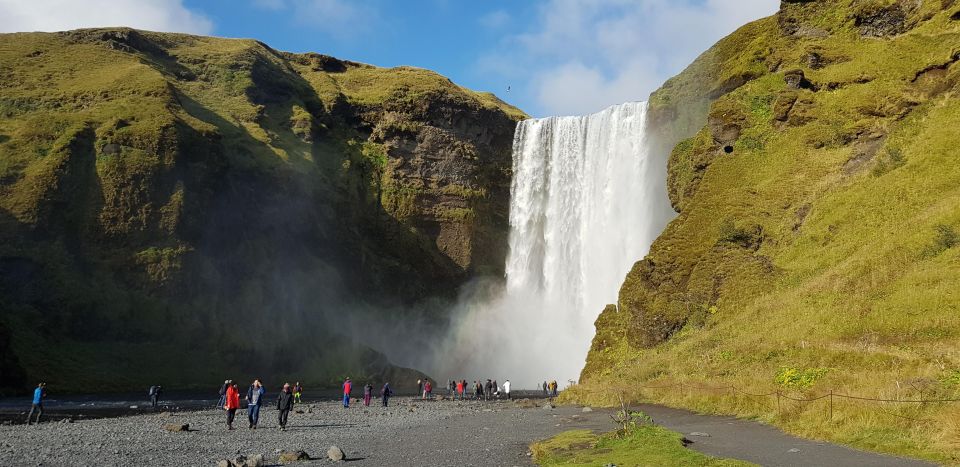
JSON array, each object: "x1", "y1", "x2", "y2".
[
  {"x1": 636, "y1": 403, "x2": 936, "y2": 467},
  {"x1": 0, "y1": 398, "x2": 611, "y2": 466},
  {"x1": 0, "y1": 399, "x2": 938, "y2": 466}
]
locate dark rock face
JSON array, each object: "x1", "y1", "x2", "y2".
[{"x1": 855, "y1": 3, "x2": 911, "y2": 37}]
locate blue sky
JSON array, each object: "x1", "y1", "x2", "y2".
[{"x1": 1, "y1": 0, "x2": 779, "y2": 117}]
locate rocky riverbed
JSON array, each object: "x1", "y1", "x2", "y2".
[{"x1": 0, "y1": 397, "x2": 612, "y2": 466}]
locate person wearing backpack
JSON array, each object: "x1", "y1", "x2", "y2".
[{"x1": 224, "y1": 382, "x2": 240, "y2": 430}]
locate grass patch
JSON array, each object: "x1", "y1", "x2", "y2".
[{"x1": 532, "y1": 427, "x2": 754, "y2": 467}]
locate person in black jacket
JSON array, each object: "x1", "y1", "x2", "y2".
[
  {"x1": 380, "y1": 382, "x2": 393, "y2": 407},
  {"x1": 217, "y1": 380, "x2": 229, "y2": 408},
  {"x1": 148, "y1": 385, "x2": 162, "y2": 410},
  {"x1": 276, "y1": 383, "x2": 294, "y2": 431}
]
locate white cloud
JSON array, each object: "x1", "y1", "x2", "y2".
[
  {"x1": 479, "y1": 10, "x2": 510, "y2": 29},
  {"x1": 480, "y1": 0, "x2": 779, "y2": 116},
  {"x1": 252, "y1": 0, "x2": 376, "y2": 40},
  {"x1": 0, "y1": 0, "x2": 213, "y2": 34}
]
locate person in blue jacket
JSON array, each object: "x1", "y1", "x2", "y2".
[
  {"x1": 246, "y1": 379, "x2": 265, "y2": 429},
  {"x1": 26, "y1": 382, "x2": 46, "y2": 425}
]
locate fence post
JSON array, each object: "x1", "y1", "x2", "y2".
[{"x1": 829, "y1": 390, "x2": 833, "y2": 421}]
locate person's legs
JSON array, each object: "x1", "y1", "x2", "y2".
[
  {"x1": 217, "y1": 395, "x2": 225, "y2": 409},
  {"x1": 227, "y1": 409, "x2": 236, "y2": 429},
  {"x1": 343, "y1": 393, "x2": 349, "y2": 408},
  {"x1": 250, "y1": 404, "x2": 260, "y2": 427},
  {"x1": 151, "y1": 394, "x2": 158, "y2": 409},
  {"x1": 26, "y1": 404, "x2": 36, "y2": 425}
]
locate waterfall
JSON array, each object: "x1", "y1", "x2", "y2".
[{"x1": 439, "y1": 101, "x2": 671, "y2": 388}]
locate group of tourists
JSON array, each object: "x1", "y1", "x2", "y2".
[
  {"x1": 216, "y1": 379, "x2": 299, "y2": 430},
  {"x1": 341, "y1": 377, "x2": 394, "y2": 408},
  {"x1": 416, "y1": 378, "x2": 513, "y2": 401},
  {"x1": 22, "y1": 376, "x2": 560, "y2": 428}
]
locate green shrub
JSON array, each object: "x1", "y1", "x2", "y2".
[
  {"x1": 921, "y1": 223, "x2": 958, "y2": 258},
  {"x1": 774, "y1": 367, "x2": 829, "y2": 390}
]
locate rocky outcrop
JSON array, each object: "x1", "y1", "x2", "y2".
[
  {"x1": 584, "y1": 0, "x2": 960, "y2": 377},
  {"x1": 0, "y1": 28, "x2": 523, "y2": 393}
]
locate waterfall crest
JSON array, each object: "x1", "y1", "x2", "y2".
[{"x1": 439, "y1": 102, "x2": 670, "y2": 387}]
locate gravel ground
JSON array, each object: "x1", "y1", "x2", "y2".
[{"x1": 0, "y1": 397, "x2": 612, "y2": 466}]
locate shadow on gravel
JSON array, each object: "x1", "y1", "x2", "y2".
[{"x1": 292, "y1": 423, "x2": 358, "y2": 429}]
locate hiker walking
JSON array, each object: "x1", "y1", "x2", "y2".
[
  {"x1": 455, "y1": 380, "x2": 464, "y2": 401},
  {"x1": 276, "y1": 383, "x2": 294, "y2": 431},
  {"x1": 217, "y1": 380, "x2": 229, "y2": 408},
  {"x1": 224, "y1": 382, "x2": 240, "y2": 430},
  {"x1": 474, "y1": 380, "x2": 483, "y2": 400},
  {"x1": 493, "y1": 379, "x2": 500, "y2": 398},
  {"x1": 342, "y1": 377, "x2": 352, "y2": 408},
  {"x1": 542, "y1": 381, "x2": 548, "y2": 395},
  {"x1": 25, "y1": 382, "x2": 45, "y2": 425},
  {"x1": 246, "y1": 379, "x2": 265, "y2": 429},
  {"x1": 550, "y1": 380, "x2": 558, "y2": 396},
  {"x1": 148, "y1": 385, "x2": 162, "y2": 410},
  {"x1": 416, "y1": 379, "x2": 422, "y2": 398},
  {"x1": 381, "y1": 382, "x2": 393, "y2": 407},
  {"x1": 503, "y1": 379, "x2": 512, "y2": 400},
  {"x1": 484, "y1": 380, "x2": 493, "y2": 401},
  {"x1": 293, "y1": 382, "x2": 303, "y2": 404},
  {"x1": 363, "y1": 383, "x2": 373, "y2": 407}
]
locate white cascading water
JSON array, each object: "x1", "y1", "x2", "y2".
[{"x1": 439, "y1": 101, "x2": 671, "y2": 388}]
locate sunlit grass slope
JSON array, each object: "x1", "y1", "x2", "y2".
[{"x1": 575, "y1": 1, "x2": 960, "y2": 463}]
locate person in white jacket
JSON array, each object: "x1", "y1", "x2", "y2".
[{"x1": 503, "y1": 380, "x2": 511, "y2": 400}]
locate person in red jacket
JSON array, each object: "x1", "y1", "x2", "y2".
[
  {"x1": 224, "y1": 381, "x2": 240, "y2": 430},
  {"x1": 342, "y1": 377, "x2": 352, "y2": 408},
  {"x1": 455, "y1": 380, "x2": 464, "y2": 401},
  {"x1": 422, "y1": 379, "x2": 433, "y2": 400}
]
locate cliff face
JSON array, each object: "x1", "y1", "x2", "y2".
[
  {"x1": 580, "y1": 1, "x2": 960, "y2": 461},
  {"x1": 0, "y1": 28, "x2": 524, "y2": 393}
]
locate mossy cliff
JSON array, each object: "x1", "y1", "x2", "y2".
[
  {"x1": 0, "y1": 28, "x2": 524, "y2": 393},
  {"x1": 578, "y1": 0, "x2": 960, "y2": 462}
]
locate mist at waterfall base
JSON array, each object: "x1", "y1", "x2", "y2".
[{"x1": 418, "y1": 102, "x2": 674, "y2": 388}]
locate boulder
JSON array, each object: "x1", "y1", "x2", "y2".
[
  {"x1": 327, "y1": 446, "x2": 345, "y2": 462},
  {"x1": 581, "y1": 407, "x2": 593, "y2": 413},
  {"x1": 278, "y1": 450, "x2": 310, "y2": 462},
  {"x1": 542, "y1": 402, "x2": 555, "y2": 410},
  {"x1": 784, "y1": 69, "x2": 815, "y2": 90},
  {"x1": 217, "y1": 455, "x2": 262, "y2": 467},
  {"x1": 163, "y1": 423, "x2": 189, "y2": 432}
]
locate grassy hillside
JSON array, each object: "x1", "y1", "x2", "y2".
[
  {"x1": 0, "y1": 28, "x2": 524, "y2": 394},
  {"x1": 574, "y1": 0, "x2": 960, "y2": 462}
]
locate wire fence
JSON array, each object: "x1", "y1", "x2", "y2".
[{"x1": 625, "y1": 381, "x2": 960, "y2": 421}]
